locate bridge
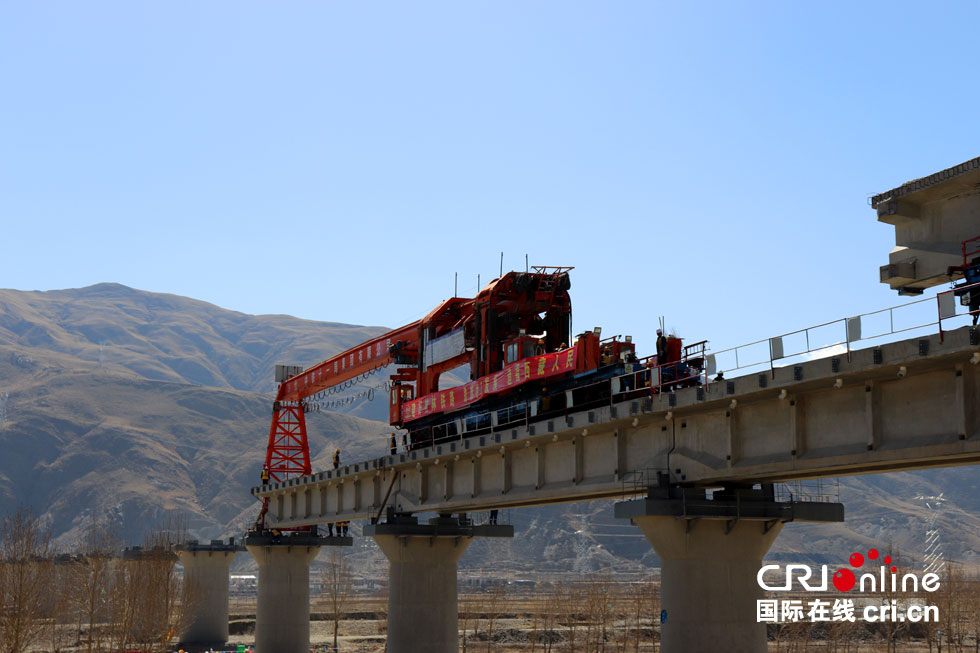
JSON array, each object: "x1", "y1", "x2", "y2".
[
  {"x1": 255, "y1": 326, "x2": 979, "y2": 524},
  {"x1": 185, "y1": 157, "x2": 980, "y2": 653},
  {"x1": 246, "y1": 323, "x2": 978, "y2": 653}
]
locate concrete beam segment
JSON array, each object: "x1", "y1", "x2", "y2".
[
  {"x1": 871, "y1": 156, "x2": 980, "y2": 292},
  {"x1": 245, "y1": 533, "x2": 338, "y2": 653},
  {"x1": 175, "y1": 540, "x2": 243, "y2": 648},
  {"x1": 365, "y1": 515, "x2": 513, "y2": 653},
  {"x1": 616, "y1": 493, "x2": 842, "y2": 653},
  {"x1": 255, "y1": 326, "x2": 980, "y2": 530}
]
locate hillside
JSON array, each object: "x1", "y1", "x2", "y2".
[
  {"x1": 0, "y1": 284, "x2": 977, "y2": 576},
  {"x1": 0, "y1": 283, "x2": 391, "y2": 420},
  {"x1": 0, "y1": 284, "x2": 395, "y2": 546},
  {"x1": 0, "y1": 368, "x2": 390, "y2": 546}
]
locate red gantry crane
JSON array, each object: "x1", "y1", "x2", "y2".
[{"x1": 254, "y1": 266, "x2": 705, "y2": 530}]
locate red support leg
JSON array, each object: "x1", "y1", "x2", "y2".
[
  {"x1": 258, "y1": 404, "x2": 312, "y2": 530},
  {"x1": 264, "y1": 404, "x2": 312, "y2": 482}
]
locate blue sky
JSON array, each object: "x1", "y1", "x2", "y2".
[{"x1": 2, "y1": 1, "x2": 978, "y2": 361}]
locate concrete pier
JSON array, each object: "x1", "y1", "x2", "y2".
[
  {"x1": 245, "y1": 531, "x2": 351, "y2": 653},
  {"x1": 615, "y1": 485, "x2": 843, "y2": 653},
  {"x1": 175, "y1": 539, "x2": 243, "y2": 649},
  {"x1": 365, "y1": 514, "x2": 513, "y2": 653}
]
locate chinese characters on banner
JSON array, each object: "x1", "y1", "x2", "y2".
[{"x1": 402, "y1": 348, "x2": 578, "y2": 422}]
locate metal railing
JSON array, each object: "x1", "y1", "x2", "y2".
[
  {"x1": 706, "y1": 288, "x2": 978, "y2": 380},
  {"x1": 620, "y1": 468, "x2": 668, "y2": 499},
  {"x1": 774, "y1": 478, "x2": 841, "y2": 504},
  {"x1": 468, "y1": 508, "x2": 512, "y2": 527}
]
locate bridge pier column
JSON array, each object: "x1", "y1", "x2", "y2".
[
  {"x1": 365, "y1": 513, "x2": 513, "y2": 653},
  {"x1": 639, "y1": 516, "x2": 781, "y2": 653},
  {"x1": 175, "y1": 539, "x2": 243, "y2": 649},
  {"x1": 245, "y1": 531, "x2": 351, "y2": 653},
  {"x1": 616, "y1": 485, "x2": 844, "y2": 653}
]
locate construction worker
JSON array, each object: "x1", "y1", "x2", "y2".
[
  {"x1": 340, "y1": 521, "x2": 349, "y2": 537},
  {"x1": 333, "y1": 449, "x2": 341, "y2": 469},
  {"x1": 327, "y1": 522, "x2": 334, "y2": 537},
  {"x1": 390, "y1": 432, "x2": 397, "y2": 455},
  {"x1": 260, "y1": 466, "x2": 270, "y2": 483},
  {"x1": 535, "y1": 339, "x2": 545, "y2": 356},
  {"x1": 655, "y1": 329, "x2": 668, "y2": 365}
]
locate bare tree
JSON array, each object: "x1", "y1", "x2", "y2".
[
  {"x1": 528, "y1": 595, "x2": 541, "y2": 653},
  {"x1": 540, "y1": 586, "x2": 558, "y2": 653},
  {"x1": 105, "y1": 518, "x2": 197, "y2": 653},
  {"x1": 0, "y1": 508, "x2": 53, "y2": 653},
  {"x1": 42, "y1": 552, "x2": 97, "y2": 653},
  {"x1": 483, "y1": 584, "x2": 505, "y2": 652},
  {"x1": 321, "y1": 548, "x2": 353, "y2": 651},
  {"x1": 554, "y1": 581, "x2": 581, "y2": 652},
  {"x1": 937, "y1": 561, "x2": 967, "y2": 652},
  {"x1": 459, "y1": 590, "x2": 476, "y2": 652},
  {"x1": 67, "y1": 521, "x2": 119, "y2": 652},
  {"x1": 624, "y1": 580, "x2": 656, "y2": 653},
  {"x1": 966, "y1": 570, "x2": 980, "y2": 653}
]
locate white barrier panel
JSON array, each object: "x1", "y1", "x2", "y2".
[
  {"x1": 705, "y1": 354, "x2": 717, "y2": 376},
  {"x1": 939, "y1": 292, "x2": 957, "y2": 320},
  {"x1": 769, "y1": 337, "x2": 784, "y2": 360},
  {"x1": 846, "y1": 316, "x2": 862, "y2": 343}
]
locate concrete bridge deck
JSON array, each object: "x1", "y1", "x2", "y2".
[{"x1": 253, "y1": 324, "x2": 979, "y2": 529}]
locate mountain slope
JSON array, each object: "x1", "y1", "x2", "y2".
[
  {"x1": 0, "y1": 366, "x2": 391, "y2": 547},
  {"x1": 0, "y1": 283, "x2": 388, "y2": 395},
  {"x1": 0, "y1": 284, "x2": 396, "y2": 545}
]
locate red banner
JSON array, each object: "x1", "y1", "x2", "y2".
[{"x1": 402, "y1": 347, "x2": 578, "y2": 422}]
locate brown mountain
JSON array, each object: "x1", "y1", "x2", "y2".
[
  {"x1": 0, "y1": 284, "x2": 393, "y2": 546},
  {"x1": 0, "y1": 282, "x2": 388, "y2": 394}
]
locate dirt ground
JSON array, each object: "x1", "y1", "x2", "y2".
[{"x1": 221, "y1": 596, "x2": 953, "y2": 652}]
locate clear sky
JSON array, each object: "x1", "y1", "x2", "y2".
[{"x1": 2, "y1": 1, "x2": 979, "y2": 361}]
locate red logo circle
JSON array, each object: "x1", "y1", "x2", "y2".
[
  {"x1": 867, "y1": 548, "x2": 879, "y2": 560},
  {"x1": 883, "y1": 555, "x2": 892, "y2": 565},
  {"x1": 833, "y1": 569, "x2": 856, "y2": 592},
  {"x1": 849, "y1": 552, "x2": 864, "y2": 567}
]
